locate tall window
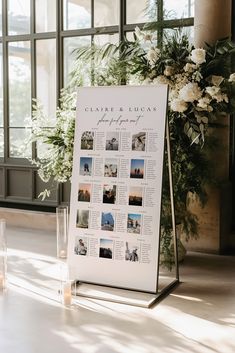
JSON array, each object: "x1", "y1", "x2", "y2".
[{"x1": 0, "y1": 0, "x2": 194, "y2": 208}]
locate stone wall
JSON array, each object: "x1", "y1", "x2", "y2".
[{"x1": 185, "y1": 0, "x2": 232, "y2": 253}]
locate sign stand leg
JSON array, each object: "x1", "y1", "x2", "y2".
[{"x1": 166, "y1": 118, "x2": 180, "y2": 281}]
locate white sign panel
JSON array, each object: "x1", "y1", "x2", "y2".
[{"x1": 68, "y1": 85, "x2": 168, "y2": 293}]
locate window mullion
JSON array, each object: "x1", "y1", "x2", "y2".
[
  {"x1": 158, "y1": 0, "x2": 164, "y2": 46},
  {"x1": 119, "y1": 0, "x2": 125, "y2": 42},
  {"x1": 2, "y1": 0, "x2": 9, "y2": 162},
  {"x1": 56, "y1": 0, "x2": 63, "y2": 102}
]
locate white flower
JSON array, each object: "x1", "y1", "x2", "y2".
[
  {"x1": 134, "y1": 26, "x2": 143, "y2": 40},
  {"x1": 170, "y1": 98, "x2": 188, "y2": 113},
  {"x1": 169, "y1": 88, "x2": 178, "y2": 101},
  {"x1": 205, "y1": 86, "x2": 220, "y2": 97},
  {"x1": 153, "y1": 75, "x2": 170, "y2": 85},
  {"x1": 146, "y1": 47, "x2": 160, "y2": 66},
  {"x1": 215, "y1": 93, "x2": 229, "y2": 103},
  {"x1": 222, "y1": 94, "x2": 229, "y2": 103},
  {"x1": 190, "y1": 48, "x2": 206, "y2": 65},
  {"x1": 164, "y1": 66, "x2": 174, "y2": 76},
  {"x1": 228, "y1": 73, "x2": 235, "y2": 82},
  {"x1": 142, "y1": 77, "x2": 152, "y2": 85},
  {"x1": 197, "y1": 97, "x2": 211, "y2": 109},
  {"x1": 179, "y1": 82, "x2": 202, "y2": 102},
  {"x1": 192, "y1": 71, "x2": 203, "y2": 82},
  {"x1": 211, "y1": 75, "x2": 224, "y2": 86},
  {"x1": 184, "y1": 63, "x2": 196, "y2": 73},
  {"x1": 144, "y1": 33, "x2": 153, "y2": 41},
  {"x1": 134, "y1": 27, "x2": 155, "y2": 42},
  {"x1": 174, "y1": 74, "x2": 189, "y2": 90}
]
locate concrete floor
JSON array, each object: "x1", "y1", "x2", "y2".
[{"x1": 0, "y1": 227, "x2": 235, "y2": 353}]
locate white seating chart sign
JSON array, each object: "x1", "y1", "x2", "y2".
[{"x1": 68, "y1": 85, "x2": 168, "y2": 293}]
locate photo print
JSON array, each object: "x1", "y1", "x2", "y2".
[
  {"x1": 103, "y1": 184, "x2": 116, "y2": 204},
  {"x1": 79, "y1": 157, "x2": 92, "y2": 176},
  {"x1": 104, "y1": 158, "x2": 118, "y2": 177},
  {"x1": 127, "y1": 213, "x2": 141, "y2": 234},
  {"x1": 80, "y1": 131, "x2": 94, "y2": 150},
  {"x1": 76, "y1": 209, "x2": 89, "y2": 228},
  {"x1": 132, "y1": 132, "x2": 146, "y2": 151},
  {"x1": 78, "y1": 183, "x2": 91, "y2": 202},
  {"x1": 105, "y1": 131, "x2": 119, "y2": 151},
  {"x1": 125, "y1": 242, "x2": 139, "y2": 262},
  {"x1": 101, "y1": 212, "x2": 115, "y2": 231},
  {"x1": 99, "y1": 238, "x2": 113, "y2": 259},
  {"x1": 129, "y1": 186, "x2": 143, "y2": 206},
  {"x1": 130, "y1": 159, "x2": 144, "y2": 179},
  {"x1": 74, "y1": 236, "x2": 88, "y2": 256}
]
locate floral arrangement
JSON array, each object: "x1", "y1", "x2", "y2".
[
  {"x1": 115, "y1": 28, "x2": 235, "y2": 145},
  {"x1": 31, "y1": 91, "x2": 76, "y2": 198},
  {"x1": 30, "y1": 28, "x2": 235, "y2": 262}
]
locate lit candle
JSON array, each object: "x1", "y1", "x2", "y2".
[{"x1": 63, "y1": 282, "x2": 72, "y2": 306}]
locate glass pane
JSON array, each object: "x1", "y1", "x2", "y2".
[
  {"x1": 8, "y1": 0, "x2": 30, "y2": 35},
  {"x1": 36, "y1": 0, "x2": 56, "y2": 32},
  {"x1": 9, "y1": 128, "x2": 31, "y2": 158},
  {"x1": 0, "y1": 0, "x2": 2, "y2": 36},
  {"x1": 0, "y1": 128, "x2": 3, "y2": 157},
  {"x1": 0, "y1": 44, "x2": 3, "y2": 127},
  {"x1": 64, "y1": 36, "x2": 91, "y2": 87},
  {"x1": 93, "y1": 33, "x2": 119, "y2": 47},
  {"x1": 36, "y1": 39, "x2": 56, "y2": 125},
  {"x1": 126, "y1": 0, "x2": 155, "y2": 24},
  {"x1": 93, "y1": 34, "x2": 119, "y2": 82},
  {"x1": 164, "y1": 0, "x2": 194, "y2": 19},
  {"x1": 183, "y1": 26, "x2": 194, "y2": 43},
  {"x1": 8, "y1": 41, "x2": 31, "y2": 128},
  {"x1": 94, "y1": 0, "x2": 119, "y2": 27},
  {"x1": 63, "y1": 0, "x2": 91, "y2": 30},
  {"x1": 37, "y1": 139, "x2": 50, "y2": 159},
  {"x1": 164, "y1": 26, "x2": 194, "y2": 44}
]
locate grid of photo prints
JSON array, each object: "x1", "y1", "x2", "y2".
[{"x1": 73, "y1": 129, "x2": 153, "y2": 263}]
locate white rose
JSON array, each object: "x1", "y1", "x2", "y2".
[
  {"x1": 164, "y1": 65, "x2": 174, "y2": 76},
  {"x1": 146, "y1": 47, "x2": 160, "y2": 66},
  {"x1": 228, "y1": 73, "x2": 235, "y2": 82},
  {"x1": 205, "y1": 86, "x2": 220, "y2": 97},
  {"x1": 179, "y1": 82, "x2": 202, "y2": 102},
  {"x1": 170, "y1": 98, "x2": 188, "y2": 113},
  {"x1": 211, "y1": 75, "x2": 224, "y2": 86},
  {"x1": 190, "y1": 48, "x2": 206, "y2": 65},
  {"x1": 197, "y1": 97, "x2": 211, "y2": 109}
]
